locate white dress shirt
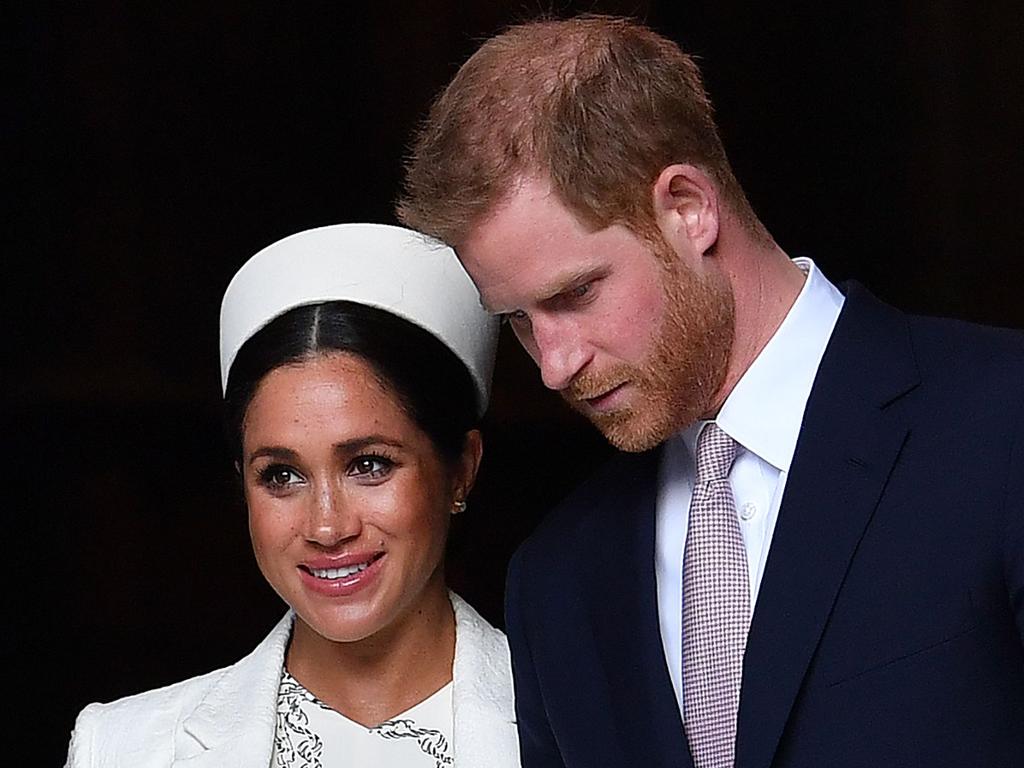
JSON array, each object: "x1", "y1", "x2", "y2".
[{"x1": 656, "y1": 258, "x2": 845, "y2": 716}]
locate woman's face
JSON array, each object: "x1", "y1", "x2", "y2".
[{"x1": 241, "y1": 352, "x2": 476, "y2": 645}]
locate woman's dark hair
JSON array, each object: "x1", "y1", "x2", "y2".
[{"x1": 224, "y1": 301, "x2": 480, "y2": 465}]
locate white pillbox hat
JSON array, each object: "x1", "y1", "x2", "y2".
[{"x1": 219, "y1": 223, "x2": 499, "y2": 414}]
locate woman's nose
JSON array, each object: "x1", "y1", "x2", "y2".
[{"x1": 304, "y1": 482, "x2": 361, "y2": 547}]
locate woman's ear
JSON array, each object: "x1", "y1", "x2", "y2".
[
  {"x1": 452, "y1": 429, "x2": 484, "y2": 504},
  {"x1": 651, "y1": 163, "x2": 721, "y2": 258}
]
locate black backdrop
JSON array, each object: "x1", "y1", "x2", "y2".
[{"x1": 9, "y1": 2, "x2": 1023, "y2": 762}]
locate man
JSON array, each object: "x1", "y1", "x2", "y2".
[{"x1": 398, "y1": 15, "x2": 1024, "y2": 768}]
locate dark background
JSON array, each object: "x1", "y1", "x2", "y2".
[{"x1": 9, "y1": 1, "x2": 1023, "y2": 762}]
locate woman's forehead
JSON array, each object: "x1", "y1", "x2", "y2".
[{"x1": 242, "y1": 354, "x2": 415, "y2": 444}]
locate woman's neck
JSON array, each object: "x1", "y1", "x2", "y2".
[{"x1": 284, "y1": 582, "x2": 456, "y2": 727}]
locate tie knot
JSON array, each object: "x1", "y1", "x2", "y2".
[{"x1": 694, "y1": 422, "x2": 738, "y2": 483}]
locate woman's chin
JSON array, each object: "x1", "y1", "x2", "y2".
[{"x1": 294, "y1": 602, "x2": 389, "y2": 645}]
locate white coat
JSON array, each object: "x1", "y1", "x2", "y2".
[{"x1": 65, "y1": 593, "x2": 520, "y2": 767}]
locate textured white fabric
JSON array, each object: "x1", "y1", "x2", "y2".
[
  {"x1": 64, "y1": 593, "x2": 519, "y2": 768},
  {"x1": 682, "y1": 423, "x2": 749, "y2": 768},
  {"x1": 219, "y1": 223, "x2": 499, "y2": 414},
  {"x1": 657, "y1": 258, "x2": 845, "y2": 716}
]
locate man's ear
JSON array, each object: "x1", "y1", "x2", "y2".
[{"x1": 651, "y1": 164, "x2": 721, "y2": 258}]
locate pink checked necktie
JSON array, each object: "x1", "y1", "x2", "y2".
[{"x1": 682, "y1": 422, "x2": 750, "y2": 768}]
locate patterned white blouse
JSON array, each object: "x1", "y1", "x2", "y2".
[{"x1": 274, "y1": 669, "x2": 454, "y2": 768}]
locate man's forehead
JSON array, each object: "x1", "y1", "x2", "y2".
[
  {"x1": 465, "y1": 178, "x2": 580, "y2": 241},
  {"x1": 455, "y1": 177, "x2": 637, "y2": 312},
  {"x1": 472, "y1": 190, "x2": 593, "y2": 255}
]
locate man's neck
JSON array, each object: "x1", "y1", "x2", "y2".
[{"x1": 711, "y1": 242, "x2": 806, "y2": 414}]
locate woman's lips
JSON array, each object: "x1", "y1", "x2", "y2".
[{"x1": 298, "y1": 552, "x2": 385, "y2": 597}]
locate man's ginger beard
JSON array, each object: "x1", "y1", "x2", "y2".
[{"x1": 563, "y1": 248, "x2": 735, "y2": 452}]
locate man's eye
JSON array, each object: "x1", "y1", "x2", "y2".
[
  {"x1": 258, "y1": 465, "x2": 303, "y2": 488},
  {"x1": 500, "y1": 310, "x2": 530, "y2": 326},
  {"x1": 566, "y1": 282, "x2": 596, "y2": 304},
  {"x1": 551, "y1": 282, "x2": 595, "y2": 311},
  {"x1": 572, "y1": 283, "x2": 591, "y2": 298},
  {"x1": 348, "y1": 455, "x2": 394, "y2": 479}
]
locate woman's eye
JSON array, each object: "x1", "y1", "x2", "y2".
[
  {"x1": 258, "y1": 465, "x2": 304, "y2": 489},
  {"x1": 348, "y1": 455, "x2": 394, "y2": 480}
]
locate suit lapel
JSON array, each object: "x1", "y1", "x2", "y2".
[
  {"x1": 735, "y1": 285, "x2": 919, "y2": 768},
  {"x1": 174, "y1": 612, "x2": 293, "y2": 767},
  {"x1": 586, "y1": 448, "x2": 695, "y2": 768}
]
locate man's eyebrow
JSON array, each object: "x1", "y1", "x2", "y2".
[
  {"x1": 536, "y1": 266, "x2": 607, "y2": 304},
  {"x1": 486, "y1": 267, "x2": 605, "y2": 314}
]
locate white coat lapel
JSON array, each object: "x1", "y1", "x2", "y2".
[
  {"x1": 173, "y1": 612, "x2": 293, "y2": 768},
  {"x1": 169, "y1": 599, "x2": 517, "y2": 767},
  {"x1": 450, "y1": 593, "x2": 520, "y2": 767}
]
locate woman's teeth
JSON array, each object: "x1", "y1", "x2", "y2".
[{"x1": 310, "y1": 562, "x2": 370, "y2": 579}]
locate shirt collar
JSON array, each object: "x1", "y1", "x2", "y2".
[{"x1": 681, "y1": 258, "x2": 844, "y2": 472}]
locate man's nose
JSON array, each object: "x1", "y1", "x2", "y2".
[
  {"x1": 304, "y1": 482, "x2": 361, "y2": 547},
  {"x1": 529, "y1": 315, "x2": 589, "y2": 391}
]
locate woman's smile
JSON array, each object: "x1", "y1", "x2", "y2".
[{"x1": 297, "y1": 551, "x2": 386, "y2": 597}]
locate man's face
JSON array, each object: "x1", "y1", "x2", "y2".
[{"x1": 459, "y1": 177, "x2": 735, "y2": 451}]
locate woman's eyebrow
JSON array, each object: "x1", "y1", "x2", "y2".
[
  {"x1": 247, "y1": 446, "x2": 300, "y2": 465},
  {"x1": 247, "y1": 437, "x2": 407, "y2": 466},
  {"x1": 333, "y1": 436, "x2": 406, "y2": 453}
]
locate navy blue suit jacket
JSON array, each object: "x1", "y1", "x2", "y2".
[{"x1": 505, "y1": 285, "x2": 1024, "y2": 767}]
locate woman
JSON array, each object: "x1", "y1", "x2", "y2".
[{"x1": 65, "y1": 224, "x2": 518, "y2": 767}]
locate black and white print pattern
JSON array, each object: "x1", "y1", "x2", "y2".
[
  {"x1": 275, "y1": 672, "x2": 326, "y2": 768},
  {"x1": 274, "y1": 669, "x2": 453, "y2": 768},
  {"x1": 371, "y1": 719, "x2": 452, "y2": 766}
]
